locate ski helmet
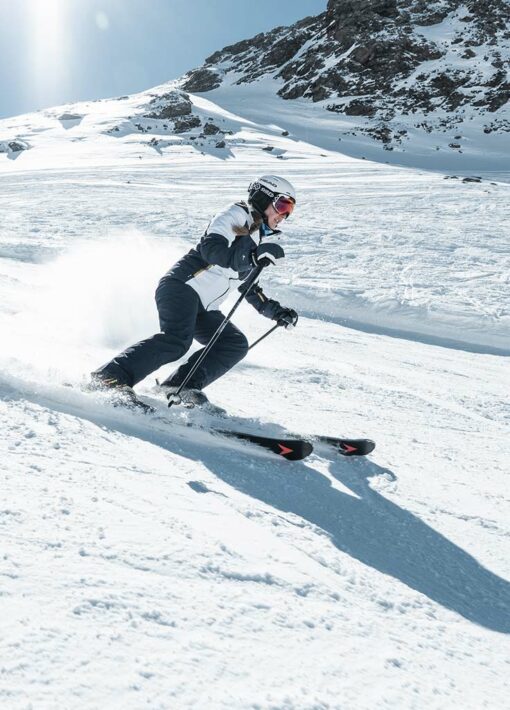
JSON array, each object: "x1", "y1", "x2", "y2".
[{"x1": 248, "y1": 175, "x2": 296, "y2": 218}]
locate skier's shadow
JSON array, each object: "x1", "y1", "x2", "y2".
[
  {"x1": 202, "y1": 445, "x2": 510, "y2": 634},
  {"x1": 6, "y1": 379, "x2": 508, "y2": 633}
]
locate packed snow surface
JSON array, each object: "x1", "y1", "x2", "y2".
[{"x1": 1, "y1": 89, "x2": 509, "y2": 709}]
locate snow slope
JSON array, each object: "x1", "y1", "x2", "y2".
[
  {"x1": 179, "y1": 1, "x2": 510, "y2": 172},
  {"x1": 2, "y1": 320, "x2": 509, "y2": 709},
  {"x1": 1, "y1": 88, "x2": 509, "y2": 709},
  {"x1": 194, "y1": 76, "x2": 510, "y2": 172},
  {"x1": 0, "y1": 89, "x2": 509, "y2": 352}
]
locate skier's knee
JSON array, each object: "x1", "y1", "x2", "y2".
[
  {"x1": 176, "y1": 337, "x2": 194, "y2": 360},
  {"x1": 160, "y1": 331, "x2": 191, "y2": 360},
  {"x1": 174, "y1": 343, "x2": 189, "y2": 360},
  {"x1": 233, "y1": 333, "x2": 249, "y2": 360}
]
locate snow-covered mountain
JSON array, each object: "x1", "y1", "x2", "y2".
[
  {"x1": 184, "y1": 0, "x2": 510, "y2": 116},
  {"x1": 2, "y1": 1, "x2": 509, "y2": 170},
  {"x1": 180, "y1": 0, "x2": 510, "y2": 167},
  {"x1": 1, "y1": 6, "x2": 510, "y2": 709}
]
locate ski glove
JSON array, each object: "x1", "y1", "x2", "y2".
[
  {"x1": 273, "y1": 306, "x2": 299, "y2": 328},
  {"x1": 251, "y1": 242, "x2": 285, "y2": 268}
]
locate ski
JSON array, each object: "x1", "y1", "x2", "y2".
[
  {"x1": 75, "y1": 383, "x2": 373, "y2": 461},
  {"x1": 316, "y1": 436, "x2": 376, "y2": 457},
  {"x1": 215, "y1": 429, "x2": 314, "y2": 461},
  {"x1": 211, "y1": 431, "x2": 373, "y2": 460}
]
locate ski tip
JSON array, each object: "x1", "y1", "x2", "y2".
[
  {"x1": 278, "y1": 440, "x2": 314, "y2": 460},
  {"x1": 215, "y1": 430, "x2": 314, "y2": 461},
  {"x1": 317, "y1": 436, "x2": 376, "y2": 456},
  {"x1": 339, "y1": 439, "x2": 376, "y2": 456}
]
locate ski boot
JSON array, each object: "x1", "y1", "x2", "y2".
[
  {"x1": 164, "y1": 386, "x2": 226, "y2": 415},
  {"x1": 164, "y1": 386, "x2": 209, "y2": 408},
  {"x1": 88, "y1": 374, "x2": 154, "y2": 414}
]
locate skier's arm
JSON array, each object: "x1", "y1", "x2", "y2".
[
  {"x1": 241, "y1": 283, "x2": 298, "y2": 326},
  {"x1": 200, "y1": 231, "x2": 256, "y2": 272},
  {"x1": 199, "y1": 205, "x2": 256, "y2": 272},
  {"x1": 241, "y1": 283, "x2": 282, "y2": 319}
]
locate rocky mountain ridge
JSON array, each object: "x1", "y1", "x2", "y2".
[
  {"x1": 180, "y1": 0, "x2": 510, "y2": 150},
  {"x1": 1, "y1": 0, "x2": 508, "y2": 167}
]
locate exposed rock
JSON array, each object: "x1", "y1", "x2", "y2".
[
  {"x1": 363, "y1": 124, "x2": 393, "y2": 143},
  {"x1": 215, "y1": 140, "x2": 226, "y2": 148},
  {"x1": 415, "y1": 12, "x2": 448, "y2": 26},
  {"x1": 482, "y1": 118, "x2": 510, "y2": 134},
  {"x1": 344, "y1": 100, "x2": 377, "y2": 117},
  {"x1": 8, "y1": 140, "x2": 29, "y2": 152},
  {"x1": 260, "y1": 33, "x2": 310, "y2": 68},
  {"x1": 278, "y1": 53, "x2": 325, "y2": 83},
  {"x1": 175, "y1": 0, "x2": 509, "y2": 147},
  {"x1": 278, "y1": 82, "x2": 310, "y2": 100},
  {"x1": 173, "y1": 115, "x2": 201, "y2": 133},
  {"x1": 486, "y1": 70, "x2": 506, "y2": 88},
  {"x1": 181, "y1": 68, "x2": 222, "y2": 93},
  {"x1": 203, "y1": 122, "x2": 221, "y2": 135},
  {"x1": 146, "y1": 91, "x2": 192, "y2": 119},
  {"x1": 326, "y1": 0, "x2": 399, "y2": 42},
  {"x1": 486, "y1": 89, "x2": 509, "y2": 112}
]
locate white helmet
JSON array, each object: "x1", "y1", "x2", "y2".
[{"x1": 248, "y1": 175, "x2": 296, "y2": 217}]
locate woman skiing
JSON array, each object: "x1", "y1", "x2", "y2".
[{"x1": 91, "y1": 174, "x2": 298, "y2": 407}]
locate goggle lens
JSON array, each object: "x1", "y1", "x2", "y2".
[{"x1": 273, "y1": 195, "x2": 295, "y2": 218}]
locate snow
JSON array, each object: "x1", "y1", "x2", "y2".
[
  {"x1": 2, "y1": 145, "x2": 508, "y2": 353},
  {"x1": 201, "y1": 75, "x2": 510, "y2": 172},
  {"x1": 184, "y1": 0, "x2": 509, "y2": 175},
  {"x1": 1, "y1": 84, "x2": 509, "y2": 709}
]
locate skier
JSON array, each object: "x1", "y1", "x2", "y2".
[{"x1": 90, "y1": 175, "x2": 299, "y2": 407}]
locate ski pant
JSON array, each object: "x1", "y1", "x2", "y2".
[{"x1": 93, "y1": 277, "x2": 249, "y2": 389}]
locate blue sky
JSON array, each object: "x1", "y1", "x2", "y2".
[{"x1": 0, "y1": 0, "x2": 326, "y2": 118}]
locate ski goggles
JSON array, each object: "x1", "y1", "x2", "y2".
[{"x1": 272, "y1": 195, "x2": 295, "y2": 218}]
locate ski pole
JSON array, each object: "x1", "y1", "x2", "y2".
[
  {"x1": 248, "y1": 323, "x2": 281, "y2": 351},
  {"x1": 167, "y1": 264, "x2": 264, "y2": 407}
]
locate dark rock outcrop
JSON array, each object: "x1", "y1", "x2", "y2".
[
  {"x1": 0, "y1": 139, "x2": 30, "y2": 156},
  {"x1": 177, "y1": 0, "x2": 509, "y2": 147},
  {"x1": 181, "y1": 68, "x2": 222, "y2": 93},
  {"x1": 203, "y1": 122, "x2": 221, "y2": 135},
  {"x1": 8, "y1": 141, "x2": 28, "y2": 152},
  {"x1": 145, "y1": 91, "x2": 192, "y2": 119},
  {"x1": 173, "y1": 115, "x2": 201, "y2": 133}
]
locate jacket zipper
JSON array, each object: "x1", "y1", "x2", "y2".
[{"x1": 205, "y1": 283, "x2": 232, "y2": 311}]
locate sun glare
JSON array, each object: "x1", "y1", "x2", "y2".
[{"x1": 28, "y1": 0, "x2": 69, "y2": 105}]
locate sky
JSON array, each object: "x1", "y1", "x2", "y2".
[{"x1": 0, "y1": 0, "x2": 327, "y2": 119}]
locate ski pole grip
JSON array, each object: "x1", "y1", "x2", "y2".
[
  {"x1": 248, "y1": 263, "x2": 264, "y2": 281},
  {"x1": 167, "y1": 393, "x2": 182, "y2": 408}
]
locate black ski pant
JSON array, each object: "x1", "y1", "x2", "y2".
[{"x1": 93, "y1": 277, "x2": 249, "y2": 389}]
